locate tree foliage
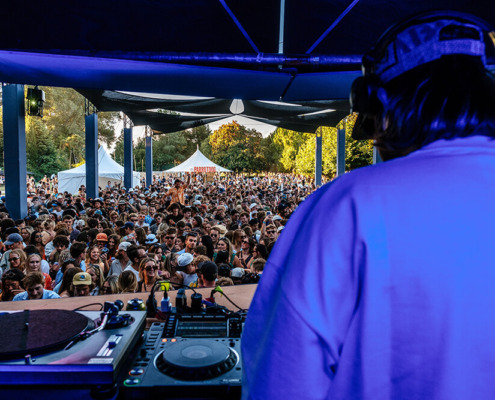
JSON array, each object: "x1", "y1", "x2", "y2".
[
  {"x1": 209, "y1": 121, "x2": 266, "y2": 172},
  {"x1": 26, "y1": 117, "x2": 64, "y2": 179},
  {"x1": 1, "y1": 84, "x2": 372, "y2": 179}
]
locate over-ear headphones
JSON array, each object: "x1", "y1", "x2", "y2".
[{"x1": 350, "y1": 11, "x2": 494, "y2": 140}]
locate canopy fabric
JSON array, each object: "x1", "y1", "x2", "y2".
[
  {"x1": 77, "y1": 89, "x2": 350, "y2": 134},
  {"x1": 164, "y1": 149, "x2": 231, "y2": 173},
  {"x1": 2, "y1": 1, "x2": 494, "y2": 101},
  {"x1": 58, "y1": 147, "x2": 140, "y2": 194},
  {"x1": 1, "y1": 1, "x2": 495, "y2": 134}
]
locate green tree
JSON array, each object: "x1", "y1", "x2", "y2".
[
  {"x1": 209, "y1": 121, "x2": 265, "y2": 172},
  {"x1": 272, "y1": 128, "x2": 312, "y2": 172},
  {"x1": 274, "y1": 116, "x2": 373, "y2": 178},
  {"x1": 25, "y1": 117, "x2": 63, "y2": 179},
  {"x1": 152, "y1": 132, "x2": 189, "y2": 170},
  {"x1": 183, "y1": 125, "x2": 212, "y2": 155},
  {"x1": 113, "y1": 131, "x2": 191, "y2": 172}
]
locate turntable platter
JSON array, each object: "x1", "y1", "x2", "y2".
[
  {"x1": 0, "y1": 309, "x2": 93, "y2": 359},
  {"x1": 156, "y1": 339, "x2": 238, "y2": 381}
]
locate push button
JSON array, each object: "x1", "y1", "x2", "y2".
[
  {"x1": 124, "y1": 377, "x2": 141, "y2": 386},
  {"x1": 129, "y1": 368, "x2": 145, "y2": 376}
]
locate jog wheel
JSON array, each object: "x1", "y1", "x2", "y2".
[{"x1": 156, "y1": 339, "x2": 238, "y2": 381}]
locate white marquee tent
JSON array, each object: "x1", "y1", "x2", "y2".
[
  {"x1": 58, "y1": 147, "x2": 141, "y2": 194},
  {"x1": 164, "y1": 148, "x2": 231, "y2": 173}
]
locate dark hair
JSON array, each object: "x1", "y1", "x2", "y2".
[
  {"x1": 61, "y1": 258, "x2": 77, "y2": 273},
  {"x1": 194, "y1": 245, "x2": 207, "y2": 256},
  {"x1": 76, "y1": 231, "x2": 89, "y2": 243},
  {"x1": 53, "y1": 235, "x2": 70, "y2": 248},
  {"x1": 59, "y1": 267, "x2": 82, "y2": 296},
  {"x1": 1, "y1": 268, "x2": 25, "y2": 301},
  {"x1": 176, "y1": 220, "x2": 186, "y2": 230},
  {"x1": 70, "y1": 241, "x2": 87, "y2": 259},
  {"x1": 200, "y1": 235, "x2": 215, "y2": 259},
  {"x1": 217, "y1": 263, "x2": 231, "y2": 278},
  {"x1": 376, "y1": 56, "x2": 495, "y2": 152},
  {"x1": 215, "y1": 250, "x2": 230, "y2": 264},
  {"x1": 244, "y1": 237, "x2": 256, "y2": 252},
  {"x1": 127, "y1": 245, "x2": 145, "y2": 263},
  {"x1": 23, "y1": 244, "x2": 41, "y2": 256},
  {"x1": 29, "y1": 230, "x2": 42, "y2": 245},
  {"x1": 87, "y1": 218, "x2": 99, "y2": 229},
  {"x1": 87, "y1": 228, "x2": 99, "y2": 243},
  {"x1": 255, "y1": 244, "x2": 269, "y2": 260},
  {"x1": 193, "y1": 216, "x2": 203, "y2": 228}
]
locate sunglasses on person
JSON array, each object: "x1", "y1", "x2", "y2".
[
  {"x1": 145, "y1": 266, "x2": 158, "y2": 272},
  {"x1": 9, "y1": 257, "x2": 19, "y2": 262},
  {"x1": 100, "y1": 286, "x2": 111, "y2": 294},
  {"x1": 267, "y1": 230, "x2": 276, "y2": 234},
  {"x1": 165, "y1": 236, "x2": 175, "y2": 240}
]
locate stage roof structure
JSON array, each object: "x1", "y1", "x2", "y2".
[{"x1": 1, "y1": 1, "x2": 495, "y2": 132}]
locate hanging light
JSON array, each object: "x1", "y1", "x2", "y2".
[{"x1": 26, "y1": 86, "x2": 45, "y2": 117}]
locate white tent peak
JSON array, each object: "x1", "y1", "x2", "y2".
[
  {"x1": 58, "y1": 147, "x2": 141, "y2": 194},
  {"x1": 165, "y1": 148, "x2": 231, "y2": 173}
]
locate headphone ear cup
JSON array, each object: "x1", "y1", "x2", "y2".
[
  {"x1": 350, "y1": 75, "x2": 384, "y2": 115},
  {"x1": 350, "y1": 75, "x2": 386, "y2": 139}
]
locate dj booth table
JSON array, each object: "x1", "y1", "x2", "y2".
[
  {"x1": 0, "y1": 285, "x2": 257, "y2": 399},
  {"x1": 0, "y1": 284, "x2": 257, "y2": 314}
]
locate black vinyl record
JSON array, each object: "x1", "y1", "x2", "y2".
[{"x1": 0, "y1": 309, "x2": 93, "y2": 360}]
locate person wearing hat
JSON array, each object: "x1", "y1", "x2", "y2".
[
  {"x1": 92, "y1": 198, "x2": 107, "y2": 218},
  {"x1": 13, "y1": 271, "x2": 60, "y2": 301},
  {"x1": 0, "y1": 233, "x2": 25, "y2": 273},
  {"x1": 108, "y1": 242, "x2": 132, "y2": 276},
  {"x1": 243, "y1": 12, "x2": 495, "y2": 399},
  {"x1": 95, "y1": 232, "x2": 108, "y2": 251},
  {"x1": 272, "y1": 214, "x2": 283, "y2": 229},
  {"x1": 145, "y1": 234, "x2": 158, "y2": 247},
  {"x1": 50, "y1": 202, "x2": 64, "y2": 219},
  {"x1": 122, "y1": 222, "x2": 137, "y2": 243},
  {"x1": 230, "y1": 267, "x2": 245, "y2": 284},
  {"x1": 70, "y1": 271, "x2": 93, "y2": 297},
  {"x1": 175, "y1": 252, "x2": 197, "y2": 287},
  {"x1": 164, "y1": 174, "x2": 191, "y2": 206},
  {"x1": 117, "y1": 199, "x2": 129, "y2": 214}
]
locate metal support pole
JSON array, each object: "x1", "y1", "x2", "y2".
[
  {"x1": 373, "y1": 147, "x2": 383, "y2": 164},
  {"x1": 336, "y1": 126, "x2": 346, "y2": 176},
  {"x1": 85, "y1": 108, "x2": 98, "y2": 200},
  {"x1": 145, "y1": 127, "x2": 153, "y2": 188},
  {"x1": 2, "y1": 84, "x2": 27, "y2": 219},
  {"x1": 315, "y1": 128, "x2": 322, "y2": 187},
  {"x1": 124, "y1": 116, "x2": 133, "y2": 190}
]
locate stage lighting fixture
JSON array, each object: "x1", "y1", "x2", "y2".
[{"x1": 26, "y1": 86, "x2": 45, "y2": 117}]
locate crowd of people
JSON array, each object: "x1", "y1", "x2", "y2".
[{"x1": 0, "y1": 173, "x2": 315, "y2": 301}]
